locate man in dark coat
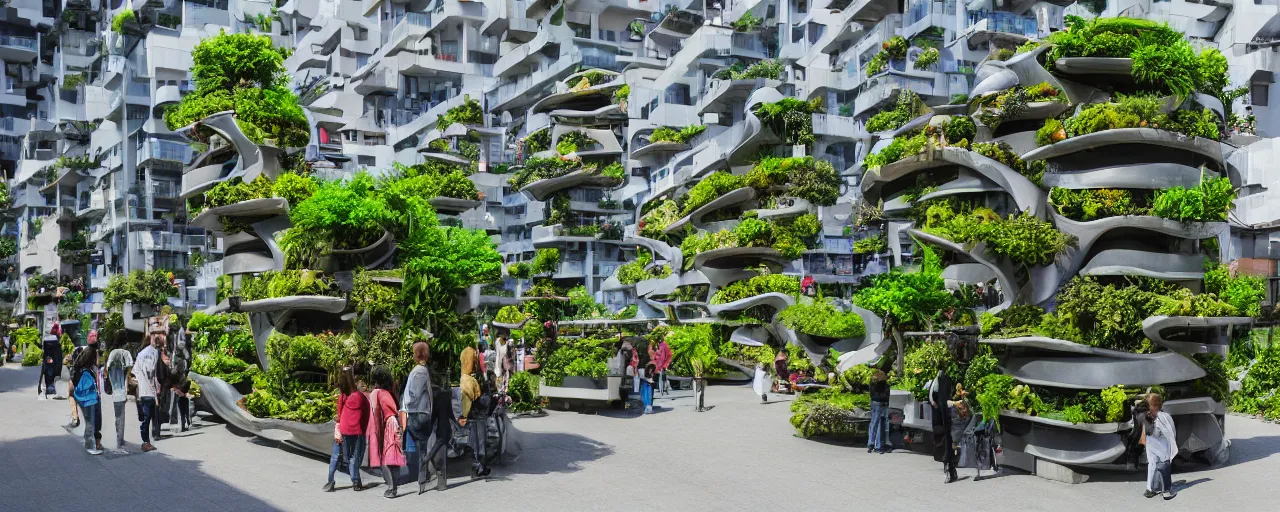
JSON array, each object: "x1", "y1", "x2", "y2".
[{"x1": 930, "y1": 368, "x2": 957, "y2": 483}]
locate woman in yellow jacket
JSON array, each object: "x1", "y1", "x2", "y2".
[{"x1": 459, "y1": 347, "x2": 490, "y2": 478}]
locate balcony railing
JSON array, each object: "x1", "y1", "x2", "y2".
[
  {"x1": 139, "y1": 139, "x2": 193, "y2": 164},
  {"x1": 0, "y1": 35, "x2": 38, "y2": 51}
]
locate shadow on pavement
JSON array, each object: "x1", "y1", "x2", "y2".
[
  {"x1": 501, "y1": 431, "x2": 614, "y2": 476},
  {"x1": 1223, "y1": 435, "x2": 1280, "y2": 467},
  {"x1": 0, "y1": 435, "x2": 282, "y2": 512}
]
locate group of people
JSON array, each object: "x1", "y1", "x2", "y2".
[
  {"x1": 323, "y1": 338, "x2": 497, "y2": 500},
  {"x1": 922, "y1": 329, "x2": 1180, "y2": 499},
  {"x1": 613, "y1": 337, "x2": 672, "y2": 414},
  {"x1": 37, "y1": 317, "x2": 192, "y2": 456}
]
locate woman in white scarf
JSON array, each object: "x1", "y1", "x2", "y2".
[{"x1": 1143, "y1": 393, "x2": 1178, "y2": 500}]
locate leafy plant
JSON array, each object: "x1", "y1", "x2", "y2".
[
  {"x1": 711, "y1": 274, "x2": 800, "y2": 305},
  {"x1": 853, "y1": 234, "x2": 887, "y2": 255},
  {"x1": 649, "y1": 125, "x2": 707, "y2": 144},
  {"x1": 913, "y1": 47, "x2": 940, "y2": 70},
  {"x1": 111, "y1": 8, "x2": 135, "y2": 32},
  {"x1": 682, "y1": 171, "x2": 745, "y2": 215},
  {"x1": 103, "y1": 270, "x2": 178, "y2": 309},
  {"x1": 508, "y1": 371, "x2": 544, "y2": 413},
  {"x1": 779, "y1": 300, "x2": 866, "y2": 338},
  {"x1": 531, "y1": 248, "x2": 561, "y2": 275},
  {"x1": 1204, "y1": 264, "x2": 1266, "y2": 318},
  {"x1": 730, "y1": 11, "x2": 763, "y2": 32},
  {"x1": 165, "y1": 33, "x2": 306, "y2": 147},
  {"x1": 752, "y1": 97, "x2": 823, "y2": 146},
  {"x1": 1150, "y1": 176, "x2": 1235, "y2": 223},
  {"x1": 436, "y1": 95, "x2": 483, "y2": 130}
]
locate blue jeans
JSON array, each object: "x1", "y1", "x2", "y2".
[
  {"x1": 138, "y1": 397, "x2": 156, "y2": 443},
  {"x1": 79, "y1": 402, "x2": 101, "y2": 450},
  {"x1": 327, "y1": 434, "x2": 366, "y2": 485},
  {"x1": 868, "y1": 401, "x2": 889, "y2": 451}
]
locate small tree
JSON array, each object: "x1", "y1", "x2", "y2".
[{"x1": 852, "y1": 244, "x2": 955, "y2": 373}]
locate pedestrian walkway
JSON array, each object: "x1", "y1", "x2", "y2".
[{"x1": 3, "y1": 362, "x2": 1280, "y2": 512}]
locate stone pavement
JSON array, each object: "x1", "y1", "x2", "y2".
[{"x1": 2, "y1": 361, "x2": 1279, "y2": 512}]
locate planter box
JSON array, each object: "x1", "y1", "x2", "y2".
[
  {"x1": 540, "y1": 376, "x2": 623, "y2": 402},
  {"x1": 561, "y1": 376, "x2": 609, "y2": 389}
]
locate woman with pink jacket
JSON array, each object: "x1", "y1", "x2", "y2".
[{"x1": 366, "y1": 366, "x2": 406, "y2": 499}]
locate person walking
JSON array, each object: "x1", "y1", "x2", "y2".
[
  {"x1": 369, "y1": 366, "x2": 406, "y2": 498},
  {"x1": 928, "y1": 367, "x2": 957, "y2": 483},
  {"x1": 753, "y1": 361, "x2": 769, "y2": 403},
  {"x1": 773, "y1": 350, "x2": 790, "y2": 394},
  {"x1": 105, "y1": 342, "x2": 133, "y2": 451},
  {"x1": 493, "y1": 336, "x2": 510, "y2": 392},
  {"x1": 399, "y1": 342, "x2": 436, "y2": 495},
  {"x1": 66, "y1": 340, "x2": 84, "y2": 427},
  {"x1": 71, "y1": 339, "x2": 103, "y2": 455},
  {"x1": 133, "y1": 333, "x2": 161, "y2": 452},
  {"x1": 324, "y1": 366, "x2": 369, "y2": 493},
  {"x1": 868, "y1": 370, "x2": 891, "y2": 454},
  {"x1": 1143, "y1": 393, "x2": 1178, "y2": 500},
  {"x1": 640, "y1": 362, "x2": 656, "y2": 414},
  {"x1": 650, "y1": 336, "x2": 672, "y2": 396},
  {"x1": 38, "y1": 330, "x2": 63, "y2": 399},
  {"x1": 459, "y1": 347, "x2": 490, "y2": 477}
]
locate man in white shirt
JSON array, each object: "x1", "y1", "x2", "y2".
[{"x1": 132, "y1": 334, "x2": 161, "y2": 452}]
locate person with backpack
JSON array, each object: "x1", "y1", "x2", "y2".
[
  {"x1": 459, "y1": 346, "x2": 490, "y2": 478},
  {"x1": 105, "y1": 339, "x2": 134, "y2": 450},
  {"x1": 132, "y1": 333, "x2": 162, "y2": 452},
  {"x1": 71, "y1": 338, "x2": 103, "y2": 455}
]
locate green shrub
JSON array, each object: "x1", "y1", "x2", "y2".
[
  {"x1": 1204, "y1": 264, "x2": 1266, "y2": 318},
  {"x1": 531, "y1": 248, "x2": 561, "y2": 275},
  {"x1": 779, "y1": 300, "x2": 867, "y2": 338},
  {"x1": 508, "y1": 371, "x2": 544, "y2": 413},
  {"x1": 682, "y1": 171, "x2": 745, "y2": 215},
  {"x1": 711, "y1": 274, "x2": 800, "y2": 305},
  {"x1": 853, "y1": 234, "x2": 887, "y2": 254},
  {"x1": 1150, "y1": 176, "x2": 1235, "y2": 223},
  {"x1": 863, "y1": 131, "x2": 929, "y2": 170},
  {"x1": 1036, "y1": 118, "x2": 1066, "y2": 146},
  {"x1": 752, "y1": 97, "x2": 822, "y2": 146},
  {"x1": 103, "y1": 270, "x2": 179, "y2": 309},
  {"x1": 943, "y1": 116, "x2": 976, "y2": 143},
  {"x1": 1049, "y1": 187, "x2": 1145, "y2": 221}
]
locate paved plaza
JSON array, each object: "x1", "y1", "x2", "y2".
[{"x1": 2, "y1": 362, "x2": 1278, "y2": 512}]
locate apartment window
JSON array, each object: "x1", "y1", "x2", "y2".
[
  {"x1": 353, "y1": 26, "x2": 369, "y2": 41},
  {"x1": 357, "y1": 155, "x2": 375, "y2": 167},
  {"x1": 569, "y1": 23, "x2": 590, "y2": 39},
  {"x1": 343, "y1": 131, "x2": 358, "y2": 142}
]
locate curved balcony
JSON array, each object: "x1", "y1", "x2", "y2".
[
  {"x1": 1049, "y1": 209, "x2": 1227, "y2": 286},
  {"x1": 706, "y1": 292, "x2": 795, "y2": 319},
  {"x1": 1141, "y1": 315, "x2": 1253, "y2": 355},
  {"x1": 178, "y1": 111, "x2": 283, "y2": 198},
  {"x1": 987, "y1": 336, "x2": 1207, "y2": 389},
  {"x1": 728, "y1": 89, "x2": 786, "y2": 166},
  {"x1": 1041, "y1": 162, "x2": 1212, "y2": 190},
  {"x1": 521, "y1": 169, "x2": 623, "y2": 201},
  {"x1": 631, "y1": 138, "x2": 691, "y2": 160},
  {"x1": 153, "y1": 84, "x2": 182, "y2": 116},
  {"x1": 189, "y1": 373, "x2": 334, "y2": 456},
  {"x1": 664, "y1": 187, "x2": 756, "y2": 235},
  {"x1": 530, "y1": 70, "x2": 623, "y2": 114},
  {"x1": 862, "y1": 147, "x2": 1045, "y2": 218},
  {"x1": 222, "y1": 230, "x2": 283, "y2": 276},
  {"x1": 697, "y1": 78, "x2": 782, "y2": 115},
  {"x1": 429, "y1": 197, "x2": 483, "y2": 215},
  {"x1": 1022, "y1": 128, "x2": 1228, "y2": 176},
  {"x1": 692, "y1": 246, "x2": 794, "y2": 270},
  {"x1": 190, "y1": 198, "x2": 289, "y2": 232},
  {"x1": 909, "y1": 229, "x2": 1021, "y2": 313},
  {"x1": 883, "y1": 168, "x2": 1003, "y2": 217}
]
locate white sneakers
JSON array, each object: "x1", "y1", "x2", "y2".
[{"x1": 87, "y1": 448, "x2": 104, "y2": 455}]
